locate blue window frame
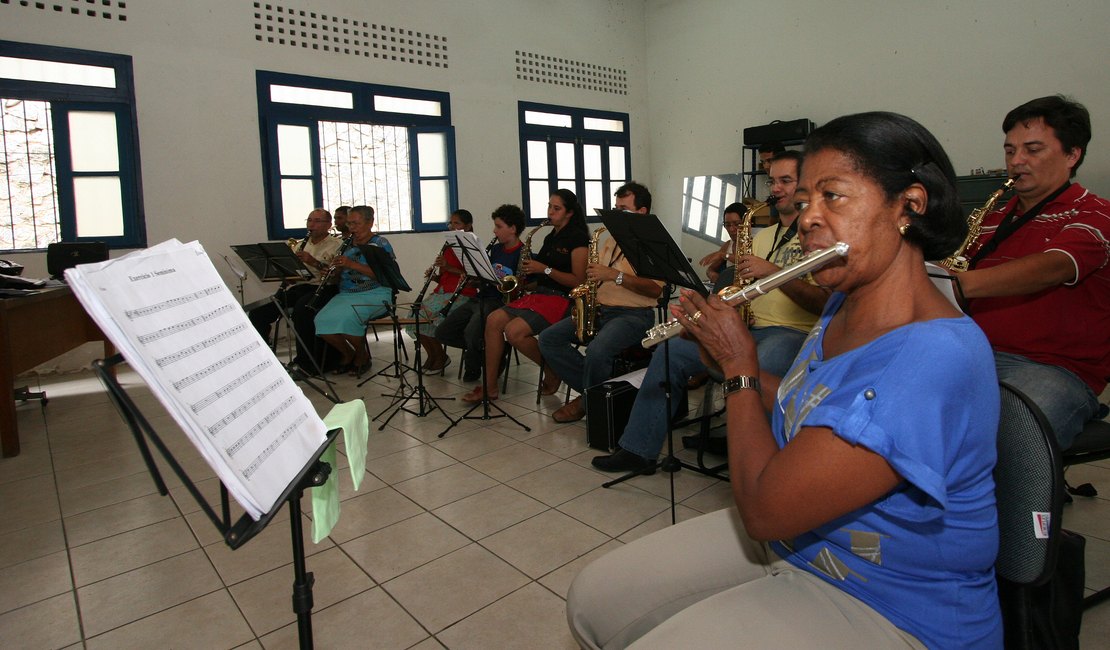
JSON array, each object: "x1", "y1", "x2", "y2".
[
  {"x1": 257, "y1": 71, "x2": 457, "y2": 238},
  {"x1": 0, "y1": 40, "x2": 144, "y2": 251},
  {"x1": 518, "y1": 101, "x2": 630, "y2": 224}
]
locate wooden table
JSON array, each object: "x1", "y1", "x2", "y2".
[{"x1": 0, "y1": 287, "x2": 111, "y2": 457}]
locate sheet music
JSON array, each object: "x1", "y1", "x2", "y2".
[
  {"x1": 65, "y1": 239, "x2": 327, "y2": 520},
  {"x1": 446, "y1": 231, "x2": 499, "y2": 283}
]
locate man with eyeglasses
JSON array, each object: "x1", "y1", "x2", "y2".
[
  {"x1": 247, "y1": 208, "x2": 343, "y2": 357},
  {"x1": 592, "y1": 151, "x2": 831, "y2": 473}
]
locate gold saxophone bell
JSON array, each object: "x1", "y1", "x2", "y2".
[{"x1": 499, "y1": 275, "x2": 518, "y2": 294}]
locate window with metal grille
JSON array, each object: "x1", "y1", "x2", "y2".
[
  {"x1": 0, "y1": 40, "x2": 143, "y2": 251},
  {"x1": 258, "y1": 70, "x2": 456, "y2": 237}
]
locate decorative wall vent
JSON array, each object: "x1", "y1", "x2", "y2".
[
  {"x1": 0, "y1": 0, "x2": 127, "y2": 21},
  {"x1": 515, "y1": 51, "x2": 627, "y2": 95},
  {"x1": 253, "y1": 2, "x2": 448, "y2": 68}
]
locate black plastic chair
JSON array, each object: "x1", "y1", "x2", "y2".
[{"x1": 995, "y1": 382, "x2": 1074, "y2": 647}]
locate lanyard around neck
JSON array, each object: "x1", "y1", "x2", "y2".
[{"x1": 969, "y1": 182, "x2": 1070, "y2": 267}]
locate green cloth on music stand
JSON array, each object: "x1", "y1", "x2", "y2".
[{"x1": 311, "y1": 399, "x2": 369, "y2": 543}]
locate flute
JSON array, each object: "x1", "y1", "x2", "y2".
[{"x1": 641, "y1": 242, "x2": 849, "y2": 348}]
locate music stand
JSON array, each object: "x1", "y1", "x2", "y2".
[
  {"x1": 358, "y1": 243, "x2": 411, "y2": 293},
  {"x1": 595, "y1": 210, "x2": 725, "y2": 522},
  {"x1": 232, "y1": 245, "x2": 340, "y2": 404},
  {"x1": 93, "y1": 354, "x2": 339, "y2": 650},
  {"x1": 370, "y1": 302, "x2": 458, "y2": 430},
  {"x1": 231, "y1": 243, "x2": 313, "y2": 283},
  {"x1": 438, "y1": 231, "x2": 532, "y2": 437}
]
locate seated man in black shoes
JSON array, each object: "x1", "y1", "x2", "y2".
[
  {"x1": 592, "y1": 152, "x2": 828, "y2": 473},
  {"x1": 538, "y1": 182, "x2": 663, "y2": 423},
  {"x1": 248, "y1": 208, "x2": 342, "y2": 358}
]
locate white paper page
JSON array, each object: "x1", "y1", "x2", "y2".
[
  {"x1": 612, "y1": 367, "x2": 648, "y2": 390},
  {"x1": 66, "y1": 240, "x2": 327, "y2": 519},
  {"x1": 447, "y1": 231, "x2": 498, "y2": 283}
]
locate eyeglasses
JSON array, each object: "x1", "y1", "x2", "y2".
[
  {"x1": 764, "y1": 177, "x2": 796, "y2": 188},
  {"x1": 722, "y1": 221, "x2": 742, "y2": 228}
]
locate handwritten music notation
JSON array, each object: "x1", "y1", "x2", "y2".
[
  {"x1": 137, "y1": 304, "x2": 237, "y2": 344},
  {"x1": 242, "y1": 412, "x2": 307, "y2": 479},
  {"x1": 154, "y1": 323, "x2": 248, "y2": 368},
  {"x1": 190, "y1": 361, "x2": 273, "y2": 414},
  {"x1": 124, "y1": 285, "x2": 223, "y2": 319},
  {"x1": 172, "y1": 341, "x2": 262, "y2": 391},
  {"x1": 65, "y1": 240, "x2": 328, "y2": 520},
  {"x1": 209, "y1": 378, "x2": 285, "y2": 437}
]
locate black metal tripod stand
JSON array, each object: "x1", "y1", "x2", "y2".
[
  {"x1": 438, "y1": 235, "x2": 531, "y2": 438},
  {"x1": 373, "y1": 301, "x2": 457, "y2": 430}
]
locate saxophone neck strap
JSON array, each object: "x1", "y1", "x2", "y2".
[
  {"x1": 766, "y1": 219, "x2": 798, "y2": 261},
  {"x1": 969, "y1": 181, "x2": 1070, "y2": 267}
]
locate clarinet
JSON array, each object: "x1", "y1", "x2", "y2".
[
  {"x1": 306, "y1": 235, "x2": 353, "y2": 312},
  {"x1": 412, "y1": 243, "x2": 450, "y2": 315}
]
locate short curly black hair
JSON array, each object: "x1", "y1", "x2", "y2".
[{"x1": 491, "y1": 204, "x2": 526, "y2": 236}]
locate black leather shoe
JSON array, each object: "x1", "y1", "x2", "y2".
[
  {"x1": 681, "y1": 434, "x2": 728, "y2": 456},
  {"x1": 462, "y1": 366, "x2": 481, "y2": 382},
  {"x1": 591, "y1": 449, "x2": 656, "y2": 475}
]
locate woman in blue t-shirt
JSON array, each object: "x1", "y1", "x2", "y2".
[
  {"x1": 314, "y1": 205, "x2": 394, "y2": 377},
  {"x1": 567, "y1": 113, "x2": 1003, "y2": 649}
]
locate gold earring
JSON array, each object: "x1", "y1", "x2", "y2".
[{"x1": 899, "y1": 223, "x2": 910, "y2": 236}]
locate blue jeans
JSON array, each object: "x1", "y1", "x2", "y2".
[
  {"x1": 617, "y1": 326, "x2": 808, "y2": 460},
  {"x1": 435, "y1": 296, "x2": 500, "y2": 372},
  {"x1": 539, "y1": 306, "x2": 656, "y2": 394},
  {"x1": 994, "y1": 351, "x2": 1099, "y2": 450}
]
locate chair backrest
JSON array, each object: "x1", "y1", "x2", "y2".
[{"x1": 995, "y1": 381, "x2": 1065, "y2": 586}]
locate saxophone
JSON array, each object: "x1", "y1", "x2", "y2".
[
  {"x1": 569, "y1": 227, "x2": 607, "y2": 344},
  {"x1": 518, "y1": 220, "x2": 552, "y2": 290},
  {"x1": 721, "y1": 206, "x2": 755, "y2": 325},
  {"x1": 940, "y1": 176, "x2": 1018, "y2": 272}
]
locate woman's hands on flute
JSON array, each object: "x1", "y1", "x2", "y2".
[{"x1": 672, "y1": 289, "x2": 759, "y2": 376}]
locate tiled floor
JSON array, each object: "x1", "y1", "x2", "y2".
[{"x1": 2, "y1": 333, "x2": 1110, "y2": 649}]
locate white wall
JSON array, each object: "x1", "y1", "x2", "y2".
[
  {"x1": 1, "y1": 0, "x2": 651, "y2": 298},
  {"x1": 645, "y1": 0, "x2": 1110, "y2": 262},
  {"x1": 5, "y1": 0, "x2": 1110, "y2": 370}
]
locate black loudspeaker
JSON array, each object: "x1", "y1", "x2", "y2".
[
  {"x1": 47, "y1": 242, "x2": 109, "y2": 279},
  {"x1": 743, "y1": 119, "x2": 815, "y2": 146},
  {"x1": 586, "y1": 380, "x2": 638, "y2": 451}
]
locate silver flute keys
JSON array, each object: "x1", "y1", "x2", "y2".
[{"x1": 641, "y1": 242, "x2": 850, "y2": 348}]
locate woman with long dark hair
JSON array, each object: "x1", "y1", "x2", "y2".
[{"x1": 462, "y1": 189, "x2": 588, "y2": 402}]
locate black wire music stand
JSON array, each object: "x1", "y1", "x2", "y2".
[
  {"x1": 368, "y1": 302, "x2": 458, "y2": 430},
  {"x1": 232, "y1": 246, "x2": 340, "y2": 403},
  {"x1": 93, "y1": 354, "x2": 339, "y2": 650},
  {"x1": 438, "y1": 231, "x2": 532, "y2": 438},
  {"x1": 594, "y1": 210, "x2": 726, "y2": 523}
]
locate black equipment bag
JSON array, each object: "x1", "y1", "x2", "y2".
[{"x1": 585, "y1": 381, "x2": 637, "y2": 452}]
